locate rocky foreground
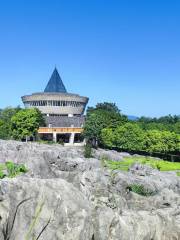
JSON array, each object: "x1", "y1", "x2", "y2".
[{"x1": 0, "y1": 140, "x2": 180, "y2": 240}]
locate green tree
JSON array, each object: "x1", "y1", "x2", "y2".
[
  {"x1": 174, "y1": 122, "x2": 180, "y2": 134},
  {"x1": 137, "y1": 115, "x2": 180, "y2": 134},
  {"x1": 176, "y1": 135, "x2": 180, "y2": 152},
  {"x1": 145, "y1": 130, "x2": 179, "y2": 153},
  {"x1": 11, "y1": 108, "x2": 45, "y2": 141},
  {"x1": 83, "y1": 102, "x2": 127, "y2": 147},
  {"x1": 0, "y1": 107, "x2": 21, "y2": 139},
  {"x1": 113, "y1": 123, "x2": 145, "y2": 151},
  {"x1": 95, "y1": 102, "x2": 121, "y2": 114},
  {"x1": 83, "y1": 112, "x2": 106, "y2": 146},
  {"x1": 101, "y1": 128, "x2": 115, "y2": 148}
]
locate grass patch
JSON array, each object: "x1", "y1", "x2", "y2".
[
  {"x1": 103, "y1": 158, "x2": 134, "y2": 171},
  {"x1": 176, "y1": 172, "x2": 180, "y2": 177},
  {"x1": 128, "y1": 184, "x2": 155, "y2": 196},
  {"x1": 102, "y1": 156, "x2": 180, "y2": 172},
  {"x1": 0, "y1": 161, "x2": 28, "y2": 179}
]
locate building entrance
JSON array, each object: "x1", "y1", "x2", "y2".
[{"x1": 57, "y1": 133, "x2": 71, "y2": 143}]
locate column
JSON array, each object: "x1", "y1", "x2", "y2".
[
  {"x1": 53, "y1": 132, "x2": 57, "y2": 143},
  {"x1": 69, "y1": 133, "x2": 75, "y2": 145}
]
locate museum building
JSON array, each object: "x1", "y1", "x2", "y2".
[{"x1": 21, "y1": 68, "x2": 89, "y2": 145}]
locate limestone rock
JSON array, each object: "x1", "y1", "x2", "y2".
[{"x1": 0, "y1": 140, "x2": 179, "y2": 240}]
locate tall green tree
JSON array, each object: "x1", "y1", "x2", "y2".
[
  {"x1": 83, "y1": 102, "x2": 127, "y2": 146},
  {"x1": 11, "y1": 108, "x2": 45, "y2": 141},
  {"x1": 95, "y1": 102, "x2": 121, "y2": 114}
]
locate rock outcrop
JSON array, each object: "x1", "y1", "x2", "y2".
[{"x1": 0, "y1": 140, "x2": 180, "y2": 240}]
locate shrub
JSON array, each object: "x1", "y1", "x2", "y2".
[
  {"x1": 84, "y1": 144, "x2": 93, "y2": 158},
  {"x1": 128, "y1": 184, "x2": 155, "y2": 196},
  {"x1": 5, "y1": 161, "x2": 28, "y2": 177},
  {"x1": 0, "y1": 170, "x2": 5, "y2": 179}
]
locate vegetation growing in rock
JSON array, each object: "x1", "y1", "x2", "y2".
[
  {"x1": 102, "y1": 156, "x2": 180, "y2": 172},
  {"x1": 25, "y1": 200, "x2": 50, "y2": 240},
  {"x1": 0, "y1": 162, "x2": 28, "y2": 179},
  {"x1": 2, "y1": 197, "x2": 50, "y2": 240},
  {"x1": 128, "y1": 184, "x2": 155, "y2": 196}
]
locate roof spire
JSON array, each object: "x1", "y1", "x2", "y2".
[{"x1": 44, "y1": 68, "x2": 67, "y2": 93}]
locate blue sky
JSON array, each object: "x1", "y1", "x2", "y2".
[{"x1": 0, "y1": 0, "x2": 179, "y2": 117}]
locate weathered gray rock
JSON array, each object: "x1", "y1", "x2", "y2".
[
  {"x1": 94, "y1": 148, "x2": 125, "y2": 161},
  {"x1": 0, "y1": 140, "x2": 180, "y2": 240},
  {"x1": 0, "y1": 178, "x2": 93, "y2": 240}
]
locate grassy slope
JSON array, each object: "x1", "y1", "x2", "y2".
[{"x1": 103, "y1": 156, "x2": 180, "y2": 173}]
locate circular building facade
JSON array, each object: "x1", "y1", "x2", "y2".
[{"x1": 21, "y1": 68, "x2": 89, "y2": 145}]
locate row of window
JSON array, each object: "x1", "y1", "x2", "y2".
[
  {"x1": 43, "y1": 114, "x2": 68, "y2": 117},
  {"x1": 25, "y1": 100, "x2": 84, "y2": 107},
  {"x1": 42, "y1": 114, "x2": 81, "y2": 117}
]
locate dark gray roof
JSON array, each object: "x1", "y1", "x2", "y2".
[
  {"x1": 44, "y1": 68, "x2": 67, "y2": 93},
  {"x1": 44, "y1": 116, "x2": 85, "y2": 128}
]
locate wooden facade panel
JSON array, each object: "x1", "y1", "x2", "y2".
[{"x1": 38, "y1": 127, "x2": 83, "y2": 133}]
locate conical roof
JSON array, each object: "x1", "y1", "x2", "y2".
[{"x1": 44, "y1": 68, "x2": 67, "y2": 93}]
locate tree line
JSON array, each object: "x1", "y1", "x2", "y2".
[
  {"x1": 137, "y1": 115, "x2": 180, "y2": 134},
  {"x1": 83, "y1": 103, "x2": 180, "y2": 154}
]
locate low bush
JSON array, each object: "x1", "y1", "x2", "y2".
[
  {"x1": 128, "y1": 184, "x2": 155, "y2": 196},
  {"x1": 0, "y1": 162, "x2": 28, "y2": 179},
  {"x1": 6, "y1": 161, "x2": 28, "y2": 177},
  {"x1": 0, "y1": 171, "x2": 5, "y2": 179}
]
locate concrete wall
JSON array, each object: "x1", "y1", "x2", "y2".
[{"x1": 22, "y1": 92, "x2": 88, "y2": 115}]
